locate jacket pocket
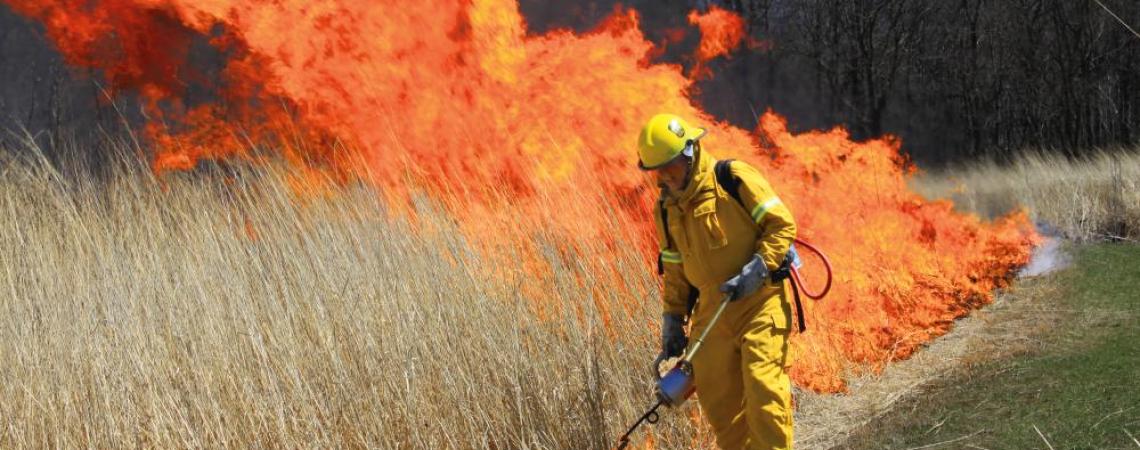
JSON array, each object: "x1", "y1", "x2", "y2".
[{"x1": 693, "y1": 198, "x2": 728, "y2": 249}]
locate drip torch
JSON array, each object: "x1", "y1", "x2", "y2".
[{"x1": 615, "y1": 292, "x2": 735, "y2": 449}]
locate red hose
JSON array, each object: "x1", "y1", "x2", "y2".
[{"x1": 789, "y1": 238, "x2": 832, "y2": 300}]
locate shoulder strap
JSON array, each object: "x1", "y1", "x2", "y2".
[
  {"x1": 714, "y1": 159, "x2": 744, "y2": 206},
  {"x1": 657, "y1": 198, "x2": 672, "y2": 275},
  {"x1": 717, "y1": 158, "x2": 807, "y2": 331},
  {"x1": 657, "y1": 197, "x2": 701, "y2": 314}
]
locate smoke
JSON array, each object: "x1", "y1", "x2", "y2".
[{"x1": 1019, "y1": 223, "x2": 1071, "y2": 277}]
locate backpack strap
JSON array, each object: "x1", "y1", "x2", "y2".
[
  {"x1": 714, "y1": 158, "x2": 807, "y2": 332},
  {"x1": 657, "y1": 197, "x2": 700, "y2": 316},
  {"x1": 714, "y1": 159, "x2": 744, "y2": 205},
  {"x1": 656, "y1": 198, "x2": 672, "y2": 275}
]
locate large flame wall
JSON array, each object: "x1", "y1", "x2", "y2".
[{"x1": 4, "y1": 0, "x2": 1038, "y2": 392}]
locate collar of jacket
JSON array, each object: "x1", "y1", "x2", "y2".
[{"x1": 662, "y1": 146, "x2": 717, "y2": 209}]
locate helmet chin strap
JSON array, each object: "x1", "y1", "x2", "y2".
[
  {"x1": 678, "y1": 141, "x2": 698, "y2": 190},
  {"x1": 679, "y1": 159, "x2": 693, "y2": 190}
]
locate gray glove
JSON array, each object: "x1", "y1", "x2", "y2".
[
  {"x1": 661, "y1": 314, "x2": 688, "y2": 358},
  {"x1": 719, "y1": 254, "x2": 769, "y2": 301}
]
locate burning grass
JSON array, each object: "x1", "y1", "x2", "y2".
[
  {"x1": 912, "y1": 149, "x2": 1140, "y2": 242},
  {"x1": 0, "y1": 1, "x2": 1068, "y2": 446},
  {"x1": 2, "y1": 0, "x2": 1039, "y2": 394},
  {"x1": 0, "y1": 133, "x2": 1038, "y2": 449}
]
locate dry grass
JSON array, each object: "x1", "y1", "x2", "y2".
[
  {"x1": 0, "y1": 140, "x2": 712, "y2": 449},
  {"x1": 911, "y1": 149, "x2": 1140, "y2": 242},
  {"x1": 5, "y1": 138, "x2": 1121, "y2": 449}
]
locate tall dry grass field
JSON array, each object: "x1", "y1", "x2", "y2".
[
  {"x1": 911, "y1": 150, "x2": 1140, "y2": 241},
  {"x1": 0, "y1": 141, "x2": 709, "y2": 449},
  {"x1": 7, "y1": 139, "x2": 1124, "y2": 449}
]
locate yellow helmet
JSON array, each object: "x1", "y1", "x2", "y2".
[{"x1": 637, "y1": 113, "x2": 707, "y2": 170}]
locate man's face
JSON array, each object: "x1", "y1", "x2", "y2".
[{"x1": 655, "y1": 156, "x2": 690, "y2": 193}]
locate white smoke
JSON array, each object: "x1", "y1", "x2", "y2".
[{"x1": 1018, "y1": 222, "x2": 1070, "y2": 278}]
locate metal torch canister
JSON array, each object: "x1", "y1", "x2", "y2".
[
  {"x1": 655, "y1": 360, "x2": 695, "y2": 407},
  {"x1": 650, "y1": 293, "x2": 735, "y2": 408}
]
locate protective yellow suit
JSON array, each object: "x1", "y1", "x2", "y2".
[{"x1": 653, "y1": 144, "x2": 796, "y2": 450}]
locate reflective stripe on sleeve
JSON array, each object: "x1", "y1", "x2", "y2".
[
  {"x1": 751, "y1": 197, "x2": 782, "y2": 222},
  {"x1": 660, "y1": 250, "x2": 683, "y2": 264}
]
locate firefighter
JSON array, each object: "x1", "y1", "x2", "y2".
[{"x1": 639, "y1": 113, "x2": 796, "y2": 449}]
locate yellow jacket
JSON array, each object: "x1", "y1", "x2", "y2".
[{"x1": 653, "y1": 145, "x2": 797, "y2": 318}]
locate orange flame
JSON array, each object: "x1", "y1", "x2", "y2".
[
  {"x1": 3, "y1": 0, "x2": 1039, "y2": 392},
  {"x1": 687, "y1": 6, "x2": 747, "y2": 79}
]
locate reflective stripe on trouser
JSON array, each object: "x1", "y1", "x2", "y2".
[{"x1": 690, "y1": 283, "x2": 793, "y2": 450}]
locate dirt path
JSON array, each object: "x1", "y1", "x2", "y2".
[{"x1": 791, "y1": 261, "x2": 1066, "y2": 449}]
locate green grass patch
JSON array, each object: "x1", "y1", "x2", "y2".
[{"x1": 844, "y1": 243, "x2": 1140, "y2": 449}]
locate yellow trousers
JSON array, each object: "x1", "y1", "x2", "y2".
[{"x1": 690, "y1": 283, "x2": 794, "y2": 450}]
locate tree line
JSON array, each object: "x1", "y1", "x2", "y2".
[{"x1": 524, "y1": 0, "x2": 1140, "y2": 165}]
